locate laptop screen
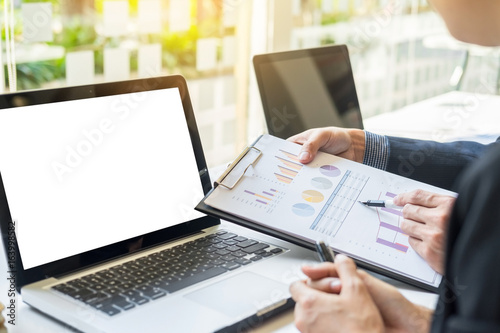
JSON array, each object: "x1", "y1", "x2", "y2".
[
  {"x1": 253, "y1": 45, "x2": 363, "y2": 139},
  {"x1": 0, "y1": 77, "x2": 218, "y2": 287}
]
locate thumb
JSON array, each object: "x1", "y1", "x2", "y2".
[
  {"x1": 334, "y1": 254, "x2": 363, "y2": 297},
  {"x1": 297, "y1": 131, "x2": 328, "y2": 163}
]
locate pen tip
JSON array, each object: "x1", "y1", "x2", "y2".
[{"x1": 358, "y1": 201, "x2": 367, "y2": 206}]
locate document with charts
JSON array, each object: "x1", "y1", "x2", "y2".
[{"x1": 202, "y1": 135, "x2": 456, "y2": 289}]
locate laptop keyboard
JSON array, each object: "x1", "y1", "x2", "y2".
[{"x1": 51, "y1": 230, "x2": 285, "y2": 316}]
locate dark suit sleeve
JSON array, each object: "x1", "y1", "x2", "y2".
[
  {"x1": 385, "y1": 136, "x2": 499, "y2": 190},
  {"x1": 431, "y1": 144, "x2": 500, "y2": 332}
]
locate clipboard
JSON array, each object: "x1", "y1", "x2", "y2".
[
  {"x1": 197, "y1": 135, "x2": 318, "y2": 256},
  {"x1": 196, "y1": 134, "x2": 452, "y2": 292},
  {"x1": 214, "y1": 144, "x2": 263, "y2": 190}
]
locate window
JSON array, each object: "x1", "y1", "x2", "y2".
[
  {"x1": 2, "y1": 0, "x2": 498, "y2": 167},
  {"x1": 2, "y1": 0, "x2": 244, "y2": 167}
]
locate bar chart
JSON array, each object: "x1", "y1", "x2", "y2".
[
  {"x1": 230, "y1": 187, "x2": 283, "y2": 214},
  {"x1": 274, "y1": 150, "x2": 303, "y2": 184},
  {"x1": 375, "y1": 191, "x2": 409, "y2": 253},
  {"x1": 244, "y1": 188, "x2": 278, "y2": 205}
]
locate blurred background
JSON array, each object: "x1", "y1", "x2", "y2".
[{"x1": 2, "y1": 0, "x2": 499, "y2": 166}]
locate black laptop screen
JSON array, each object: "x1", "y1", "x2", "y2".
[
  {"x1": 0, "y1": 76, "x2": 218, "y2": 287},
  {"x1": 253, "y1": 45, "x2": 363, "y2": 139}
]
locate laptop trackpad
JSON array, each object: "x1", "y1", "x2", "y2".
[{"x1": 184, "y1": 271, "x2": 289, "y2": 318}]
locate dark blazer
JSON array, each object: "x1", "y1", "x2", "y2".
[
  {"x1": 431, "y1": 143, "x2": 500, "y2": 332},
  {"x1": 385, "y1": 136, "x2": 500, "y2": 190}
]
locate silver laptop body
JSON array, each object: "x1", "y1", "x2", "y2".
[{"x1": 0, "y1": 76, "x2": 316, "y2": 332}]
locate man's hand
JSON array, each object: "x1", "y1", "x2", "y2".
[
  {"x1": 292, "y1": 256, "x2": 433, "y2": 333},
  {"x1": 394, "y1": 189, "x2": 456, "y2": 274},
  {"x1": 287, "y1": 127, "x2": 365, "y2": 164},
  {"x1": 357, "y1": 270, "x2": 433, "y2": 333},
  {"x1": 289, "y1": 255, "x2": 384, "y2": 333}
]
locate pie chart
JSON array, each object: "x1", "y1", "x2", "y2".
[
  {"x1": 320, "y1": 165, "x2": 341, "y2": 177},
  {"x1": 292, "y1": 203, "x2": 315, "y2": 217},
  {"x1": 302, "y1": 190, "x2": 324, "y2": 203},
  {"x1": 311, "y1": 177, "x2": 333, "y2": 190}
]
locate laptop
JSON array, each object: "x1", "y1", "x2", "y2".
[
  {"x1": 0, "y1": 76, "x2": 317, "y2": 332},
  {"x1": 253, "y1": 44, "x2": 364, "y2": 139}
]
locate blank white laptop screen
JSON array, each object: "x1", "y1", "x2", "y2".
[{"x1": 0, "y1": 88, "x2": 205, "y2": 269}]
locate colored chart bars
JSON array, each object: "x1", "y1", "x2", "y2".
[
  {"x1": 244, "y1": 188, "x2": 278, "y2": 205},
  {"x1": 380, "y1": 191, "x2": 403, "y2": 217},
  {"x1": 309, "y1": 171, "x2": 369, "y2": 236},
  {"x1": 375, "y1": 191, "x2": 409, "y2": 253},
  {"x1": 274, "y1": 149, "x2": 302, "y2": 184}
]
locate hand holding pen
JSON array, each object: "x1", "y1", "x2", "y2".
[
  {"x1": 359, "y1": 199, "x2": 403, "y2": 209},
  {"x1": 360, "y1": 190, "x2": 456, "y2": 274},
  {"x1": 315, "y1": 240, "x2": 335, "y2": 262},
  {"x1": 296, "y1": 240, "x2": 342, "y2": 294}
]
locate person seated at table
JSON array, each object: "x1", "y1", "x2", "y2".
[
  {"x1": 288, "y1": 0, "x2": 500, "y2": 331},
  {"x1": 288, "y1": 125, "x2": 497, "y2": 274},
  {"x1": 290, "y1": 143, "x2": 500, "y2": 332}
]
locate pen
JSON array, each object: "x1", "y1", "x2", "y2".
[
  {"x1": 358, "y1": 200, "x2": 402, "y2": 209},
  {"x1": 315, "y1": 240, "x2": 335, "y2": 263}
]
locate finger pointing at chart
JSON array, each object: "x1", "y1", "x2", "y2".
[{"x1": 393, "y1": 189, "x2": 456, "y2": 274}]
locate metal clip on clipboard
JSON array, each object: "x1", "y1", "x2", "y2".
[{"x1": 214, "y1": 146, "x2": 262, "y2": 190}]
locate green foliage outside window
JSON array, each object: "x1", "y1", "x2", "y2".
[{"x1": 2, "y1": 0, "x2": 221, "y2": 90}]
